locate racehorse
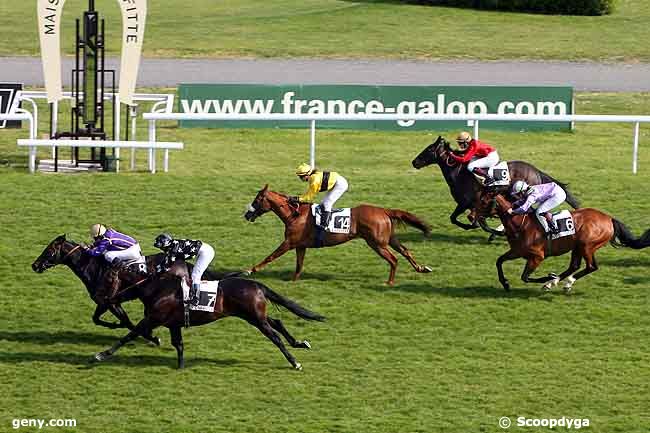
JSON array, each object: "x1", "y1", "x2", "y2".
[
  {"x1": 473, "y1": 193, "x2": 650, "y2": 292},
  {"x1": 93, "y1": 267, "x2": 325, "y2": 370},
  {"x1": 244, "y1": 185, "x2": 432, "y2": 285},
  {"x1": 32, "y1": 235, "x2": 164, "y2": 345},
  {"x1": 411, "y1": 136, "x2": 580, "y2": 234}
]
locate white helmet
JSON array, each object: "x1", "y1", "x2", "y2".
[
  {"x1": 90, "y1": 223, "x2": 107, "y2": 239},
  {"x1": 511, "y1": 180, "x2": 529, "y2": 195}
]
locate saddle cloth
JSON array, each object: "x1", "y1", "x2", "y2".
[
  {"x1": 311, "y1": 204, "x2": 351, "y2": 234},
  {"x1": 122, "y1": 256, "x2": 147, "y2": 274},
  {"x1": 181, "y1": 280, "x2": 219, "y2": 312},
  {"x1": 539, "y1": 210, "x2": 576, "y2": 240},
  {"x1": 480, "y1": 161, "x2": 511, "y2": 187}
]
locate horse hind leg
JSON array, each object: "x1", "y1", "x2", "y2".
[
  {"x1": 92, "y1": 304, "x2": 122, "y2": 329},
  {"x1": 252, "y1": 318, "x2": 302, "y2": 370},
  {"x1": 556, "y1": 249, "x2": 583, "y2": 294},
  {"x1": 170, "y1": 326, "x2": 184, "y2": 369},
  {"x1": 565, "y1": 251, "x2": 599, "y2": 293},
  {"x1": 389, "y1": 236, "x2": 432, "y2": 274},
  {"x1": 268, "y1": 317, "x2": 311, "y2": 349},
  {"x1": 109, "y1": 304, "x2": 161, "y2": 346},
  {"x1": 365, "y1": 240, "x2": 398, "y2": 285}
]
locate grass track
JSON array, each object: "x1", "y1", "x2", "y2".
[
  {"x1": 1, "y1": 92, "x2": 650, "y2": 432},
  {"x1": 1, "y1": 0, "x2": 650, "y2": 61}
]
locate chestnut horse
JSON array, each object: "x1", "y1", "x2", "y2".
[
  {"x1": 244, "y1": 185, "x2": 432, "y2": 285},
  {"x1": 473, "y1": 193, "x2": 650, "y2": 292}
]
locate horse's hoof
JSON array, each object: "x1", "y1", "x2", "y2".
[
  {"x1": 302, "y1": 340, "x2": 312, "y2": 350},
  {"x1": 502, "y1": 281, "x2": 510, "y2": 291},
  {"x1": 294, "y1": 362, "x2": 303, "y2": 371},
  {"x1": 422, "y1": 266, "x2": 433, "y2": 273},
  {"x1": 563, "y1": 286, "x2": 573, "y2": 295},
  {"x1": 152, "y1": 336, "x2": 161, "y2": 346},
  {"x1": 92, "y1": 351, "x2": 111, "y2": 362}
]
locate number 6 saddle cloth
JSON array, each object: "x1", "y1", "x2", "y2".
[
  {"x1": 539, "y1": 210, "x2": 576, "y2": 240},
  {"x1": 181, "y1": 280, "x2": 220, "y2": 312},
  {"x1": 311, "y1": 204, "x2": 352, "y2": 234}
]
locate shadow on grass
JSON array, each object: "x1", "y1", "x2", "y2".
[
  {"x1": 599, "y1": 257, "x2": 650, "y2": 268},
  {"x1": 0, "y1": 350, "x2": 241, "y2": 369},
  {"x1": 246, "y1": 269, "x2": 337, "y2": 282},
  {"x1": 378, "y1": 283, "x2": 543, "y2": 299},
  {"x1": 396, "y1": 231, "x2": 502, "y2": 245},
  {"x1": 0, "y1": 330, "x2": 130, "y2": 346}
]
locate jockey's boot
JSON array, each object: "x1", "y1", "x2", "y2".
[
  {"x1": 189, "y1": 283, "x2": 200, "y2": 306},
  {"x1": 320, "y1": 210, "x2": 332, "y2": 230},
  {"x1": 544, "y1": 212, "x2": 560, "y2": 237},
  {"x1": 472, "y1": 167, "x2": 495, "y2": 186}
]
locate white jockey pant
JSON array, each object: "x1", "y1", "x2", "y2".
[
  {"x1": 191, "y1": 243, "x2": 215, "y2": 285},
  {"x1": 535, "y1": 188, "x2": 567, "y2": 226},
  {"x1": 467, "y1": 151, "x2": 500, "y2": 172},
  {"x1": 321, "y1": 176, "x2": 349, "y2": 212},
  {"x1": 104, "y1": 244, "x2": 142, "y2": 264}
]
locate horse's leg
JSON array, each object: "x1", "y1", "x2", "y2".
[
  {"x1": 249, "y1": 241, "x2": 292, "y2": 273},
  {"x1": 251, "y1": 318, "x2": 302, "y2": 370},
  {"x1": 267, "y1": 317, "x2": 311, "y2": 349},
  {"x1": 496, "y1": 250, "x2": 518, "y2": 291},
  {"x1": 169, "y1": 326, "x2": 184, "y2": 369},
  {"x1": 293, "y1": 247, "x2": 306, "y2": 281},
  {"x1": 92, "y1": 317, "x2": 155, "y2": 363},
  {"x1": 564, "y1": 250, "x2": 599, "y2": 292},
  {"x1": 553, "y1": 248, "x2": 583, "y2": 293},
  {"x1": 388, "y1": 236, "x2": 432, "y2": 273},
  {"x1": 92, "y1": 304, "x2": 123, "y2": 329},
  {"x1": 450, "y1": 204, "x2": 476, "y2": 230},
  {"x1": 520, "y1": 256, "x2": 557, "y2": 289},
  {"x1": 365, "y1": 240, "x2": 398, "y2": 285},
  {"x1": 109, "y1": 304, "x2": 161, "y2": 346}
]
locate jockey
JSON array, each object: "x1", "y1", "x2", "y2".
[
  {"x1": 507, "y1": 180, "x2": 567, "y2": 237},
  {"x1": 291, "y1": 162, "x2": 349, "y2": 229},
  {"x1": 153, "y1": 233, "x2": 215, "y2": 305},
  {"x1": 449, "y1": 131, "x2": 500, "y2": 186},
  {"x1": 87, "y1": 224, "x2": 142, "y2": 268}
]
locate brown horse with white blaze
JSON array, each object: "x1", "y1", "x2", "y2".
[
  {"x1": 244, "y1": 185, "x2": 432, "y2": 285},
  {"x1": 473, "y1": 193, "x2": 650, "y2": 292}
]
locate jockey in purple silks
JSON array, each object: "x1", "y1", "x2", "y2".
[
  {"x1": 87, "y1": 224, "x2": 143, "y2": 267},
  {"x1": 507, "y1": 180, "x2": 567, "y2": 236}
]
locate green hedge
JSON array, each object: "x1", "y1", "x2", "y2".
[{"x1": 416, "y1": 0, "x2": 615, "y2": 15}]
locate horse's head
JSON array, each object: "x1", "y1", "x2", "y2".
[
  {"x1": 32, "y1": 234, "x2": 74, "y2": 273},
  {"x1": 244, "y1": 184, "x2": 273, "y2": 222},
  {"x1": 412, "y1": 136, "x2": 449, "y2": 169}
]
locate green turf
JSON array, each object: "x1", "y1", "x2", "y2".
[
  {"x1": 2, "y1": 0, "x2": 650, "y2": 61},
  {"x1": 1, "y1": 92, "x2": 650, "y2": 432}
]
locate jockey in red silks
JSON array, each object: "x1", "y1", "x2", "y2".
[{"x1": 449, "y1": 131, "x2": 500, "y2": 186}]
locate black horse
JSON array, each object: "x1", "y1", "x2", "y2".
[
  {"x1": 411, "y1": 136, "x2": 580, "y2": 233},
  {"x1": 93, "y1": 264, "x2": 325, "y2": 370},
  {"x1": 31, "y1": 235, "x2": 164, "y2": 345}
]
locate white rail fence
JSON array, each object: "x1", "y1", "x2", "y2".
[{"x1": 143, "y1": 112, "x2": 649, "y2": 174}]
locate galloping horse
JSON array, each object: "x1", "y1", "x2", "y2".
[
  {"x1": 93, "y1": 267, "x2": 325, "y2": 370},
  {"x1": 473, "y1": 193, "x2": 650, "y2": 292},
  {"x1": 411, "y1": 136, "x2": 580, "y2": 233},
  {"x1": 244, "y1": 185, "x2": 432, "y2": 285},
  {"x1": 32, "y1": 235, "x2": 162, "y2": 345}
]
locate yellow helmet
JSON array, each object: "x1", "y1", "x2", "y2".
[
  {"x1": 295, "y1": 163, "x2": 313, "y2": 176},
  {"x1": 90, "y1": 223, "x2": 107, "y2": 239},
  {"x1": 456, "y1": 131, "x2": 472, "y2": 145}
]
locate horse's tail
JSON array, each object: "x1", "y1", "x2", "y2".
[
  {"x1": 385, "y1": 209, "x2": 431, "y2": 236},
  {"x1": 537, "y1": 169, "x2": 581, "y2": 209},
  {"x1": 258, "y1": 282, "x2": 326, "y2": 322},
  {"x1": 611, "y1": 219, "x2": 650, "y2": 249}
]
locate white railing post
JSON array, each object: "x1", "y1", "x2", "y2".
[
  {"x1": 148, "y1": 119, "x2": 156, "y2": 173},
  {"x1": 131, "y1": 105, "x2": 137, "y2": 171},
  {"x1": 473, "y1": 119, "x2": 480, "y2": 140},
  {"x1": 633, "y1": 122, "x2": 640, "y2": 174},
  {"x1": 310, "y1": 120, "x2": 316, "y2": 167}
]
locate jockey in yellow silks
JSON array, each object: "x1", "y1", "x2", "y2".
[{"x1": 291, "y1": 163, "x2": 349, "y2": 229}]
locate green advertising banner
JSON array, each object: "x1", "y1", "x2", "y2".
[{"x1": 178, "y1": 84, "x2": 573, "y2": 131}]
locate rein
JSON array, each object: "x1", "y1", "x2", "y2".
[
  {"x1": 107, "y1": 273, "x2": 151, "y2": 302},
  {"x1": 62, "y1": 244, "x2": 82, "y2": 260}
]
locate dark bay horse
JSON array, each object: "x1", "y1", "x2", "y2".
[
  {"x1": 94, "y1": 268, "x2": 325, "y2": 370},
  {"x1": 244, "y1": 185, "x2": 432, "y2": 285},
  {"x1": 473, "y1": 193, "x2": 650, "y2": 292},
  {"x1": 32, "y1": 235, "x2": 163, "y2": 345},
  {"x1": 411, "y1": 136, "x2": 580, "y2": 233}
]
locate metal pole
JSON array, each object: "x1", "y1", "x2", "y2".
[
  {"x1": 633, "y1": 122, "x2": 640, "y2": 174},
  {"x1": 148, "y1": 119, "x2": 156, "y2": 173},
  {"x1": 310, "y1": 120, "x2": 316, "y2": 166},
  {"x1": 473, "y1": 119, "x2": 479, "y2": 140},
  {"x1": 130, "y1": 105, "x2": 137, "y2": 170}
]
